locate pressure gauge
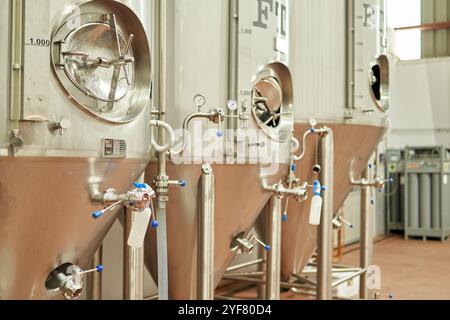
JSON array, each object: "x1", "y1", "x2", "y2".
[
  {"x1": 194, "y1": 94, "x2": 206, "y2": 109},
  {"x1": 227, "y1": 100, "x2": 238, "y2": 112}
]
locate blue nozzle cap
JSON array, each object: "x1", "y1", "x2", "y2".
[
  {"x1": 313, "y1": 180, "x2": 321, "y2": 196},
  {"x1": 96, "y1": 265, "x2": 104, "y2": 273},
  {"x1": 321, "y1": 186, "x2": 327, "y2": 191},
  {"x1": 180, "y1": 180, "x2": 187, "y2": 187},
  {"x1": 92, "y1": 211, "x2": 103, "y2": 219},
  {"x1": 283, "y1": 214, "x2": 287, "y2": 222},
  {"x1": 369, "y1": 164, "x2": 373, "y2": 169},
  {"x1": 265, "y1": 245, "x2": 271, "y2": 252},
  {"x1": 291, "y1": 164, "x2": 296, "y2": 173},
  {"x1": 134, "y1": 182, "x2": 146, "y2": 189},
  {"x1": 217, "y1": 131, "x2": 224, "y2": 138},
  {"x1": 151, "y1": 220, "x2": 159, "y2": 229}
]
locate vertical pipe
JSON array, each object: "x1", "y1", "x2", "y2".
[
  {"x1": 197, "y1": 164, "x2": 215, "y2": 300},
  {"x1": 123, "y1": 175, "x2": 145, "y2": 300},
  {"x1": 156, "y1": 0, "x2": 169, "y2": 301},
  {"x1": 10, "y1": 0, "x2": 23, "y2": 126},
  {"x1": 228, "y1": 0, "x2": 239, "y2": 131},
  {"x1": 86, "y1": 246, "x2": 103, "y2": 300},
  {"x1": 360, "y1": 167, "x2": 373, "y2": 300},
  {"x1": 317, "y1": 129, "x2": 334, "y2": 300},
  {"x1": 346, "y1": 0, "x2": 355, "y2": 111},
  {"x1": 265, "y1": 196, "x2": 282, "y2": 300},
  {"x1": 257, "y1": 245, "x2": 267, "y2": 299},
  {"x1": 123, "y1": 208, "x2": 145, "y2": 300}
]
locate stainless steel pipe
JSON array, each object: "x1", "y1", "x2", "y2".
[
  {"x1": 228, "y1": 0, "x2": 239, "y2": 131},
  {"x1": 197, "y1": 164, "x2": 215, "y2": 300},
  {"x1": 360, "y1": 167, "x2": 374, "y2": 299},
  {"x1": 155, "y1": 0, "x2": 169, "y2": 301},
  {"x1": 226, "y1": 259, "x2": 264, "y2": 273},
  {"x1": 123, "y1": 208, "x2": 144, "y2": 300},
  {"x1": 265, "y1": 196, "x2": 282, "y2": 300},
  {"x1": 332, "y1": 269, "x2": 366, "y2": 288},
  {"x1": 317, "y1": 128, "x2": 334, "y2": 300}
]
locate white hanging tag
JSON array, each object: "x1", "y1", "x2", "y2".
[
  {"x1": 309, "y1": 195, "x2": 323, "y2": 226},
  {"x1": 127, "y1": 208, "x2": 152, "y2": 248}
]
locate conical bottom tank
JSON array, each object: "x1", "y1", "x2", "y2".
[
  {"x1": 0, "y1": 157, "x2": 147, "y2": 299},
  {"x1": 145, "y1": 162, "x2": 288, "y2": 299},
  {"x1": 280, "y1": 123, "x2": 385, "y2": 278}
]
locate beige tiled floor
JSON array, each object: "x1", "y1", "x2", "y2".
[{"x1": 340, "y1": 236, "x2": 450, "y2": 300}]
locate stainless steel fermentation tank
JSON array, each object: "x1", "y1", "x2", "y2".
[
  {"x1": 0, "y1": 0, "x2": 152, "y2": 299},
  {"x1": 145, "y1": 0, "x2": 294, "y2": 299},
  {"x1": 280, "y1": 0, "x2": 390, "y2": 282}
]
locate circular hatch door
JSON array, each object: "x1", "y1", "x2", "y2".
[{"x1": 51, "y1": 1, "x2": 151, "y2": 123}]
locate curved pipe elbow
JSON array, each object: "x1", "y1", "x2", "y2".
[{"x1": 150, "y1": 120, "x2": 175, "y2": 153}]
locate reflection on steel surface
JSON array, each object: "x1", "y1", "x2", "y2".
[
  {"x1": 263, "y1": 123, "x2": 385, "y2": 279},
  {"x1": 144, "y1": 163, "x2": 289, "y2": 299},
  {"x1": 0, "y1": 157, "x2": 147, "y2": 299}
]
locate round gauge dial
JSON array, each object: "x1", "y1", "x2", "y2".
[
  {"x1": 227, "y1": 100, "x2": 238, "y2": 111},
  {"x1": 193, "y1": 94, "x2": 206, "y2": 109}
]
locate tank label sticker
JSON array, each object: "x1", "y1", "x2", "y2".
[{"x1": 101, "y1": 139, "x2": 127, "y2": 159}]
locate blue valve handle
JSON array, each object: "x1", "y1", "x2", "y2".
[
  {"x1": 151, "y1": 220, "x2": 159, "y2": 229},
  {"x1": 133, "y1": 182, "x2": 148, "y2": 189},
  {"x1": 255, "y1": 238, "x2": 271, "y2": 251},
  {"x1": 92, "y1": 200, "x2": 123, "y2": 220},
  {"x1": 92, "y1": 211, "x2": 104, "y2": 219},
  {"x1": 282, "y1": 213, "x2": 288, "y2": 222},
  {"x1": 81, "y1": 265, "x2": 104, "y2": 275},
  {"x1": 313, "y1": 180, "x2": 322, "y2": 196},
  {"x1": 291, "y1": 164, "x2": 296, "y2": 173},
  {"x1": 179, "y1": 180, "x2": 187, "y2": 187}
]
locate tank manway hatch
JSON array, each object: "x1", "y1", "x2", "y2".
[
  {"x1": 369, "y1": 54, "x2": 390, "y2": 113},
  {"x1": 251, "y1": 62, "x2": 294, "y2": 142},
  {"x1": 51, "y1": 1, "x2": 151, "y2": 123}
]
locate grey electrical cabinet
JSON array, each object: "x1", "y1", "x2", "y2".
[
  {"x1": 386, "y1": 149, "x2": 405, "y2": 232},
  {"x1": 404, "y1": 146, "x2": 450, "y2": 242}
]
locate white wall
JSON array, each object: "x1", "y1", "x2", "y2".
[{"x1": 388, "y1": 57, "x2": 450, "y2": 149}]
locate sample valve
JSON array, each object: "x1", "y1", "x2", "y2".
[
  {"x1": 351, "y1": 164, "x2": 394, "y2": 205},
  {"x1": 91, "y1": 182, "x2": 159, "y2": 248},
  {"x1": 332, "y1": 216, "x2": 354, "y2": 230},
  {"x1": 230, "y1": 232, "x2": 271, "y2": 254},
  {"x1": 10, "y1": 129, "x2": 23, "y2": 156},
  {"x1": 52, "y1": 264, "x2": 104, "y2": 300}
]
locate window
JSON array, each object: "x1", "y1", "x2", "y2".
[
  {"x1": 388, "y1": 0, "x2": 450, "y2": 60},
  {"x1": 387, "y1": 0, "x2": 422, "y2": 60}
]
